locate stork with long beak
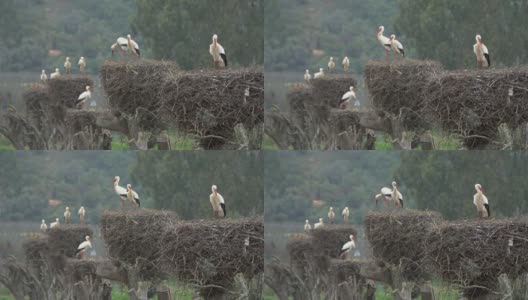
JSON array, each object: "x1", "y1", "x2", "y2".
[
  {"x1": 111, "y1": 37, "x2": 129, "y2": 60},
  {"x1": 76, "y1": 236, "x2": 92, "y2": 260},
  {"x1": 342, "y1": 56, "x2": 350, "y2": 72},
  {"x1": 64, "y1": 207, "x2": 71, "y2": 224},
  {"x1": 64, "y1": 57, "x2": 71, "y2": 74},
  {"x1": 126, "y1": 184, "x2": 140, "y2": 208},
  {"x1": 375, "y1": 186, "x2": 393, "y2": 208},
  {"x1": 209, "y1": 34, "x2": 227, "y2": 68},
  {"x1": 473, "y1": 35, "x2": 490, "y2": 69},
  {"x1": 314, "y1": 218, "x2": 324, "y2": 229},
  {"x1": 127, "y1": 34, "x2": 140, "y2": 58},
  {"x1": 340, "y1": 86, "x2": 356, "y2": 109},
  {"x1": 390, "y1": 34, "x2": 405, "y2": 58},
  {"x1": 76, "y1": 86, "x2": 91, "y2": 109},
  {"x1": 78, "y1": 206, "x2": 86, "y2": 225},
  {"x1": 473, "y1": 184, "x2": 490, "y2": 219},
  {"x1": 304, "y1": 220, "x2": 312, "y2": 233},
  {"x1": 78, "y1": 57, "x2": 86, "y2": 74},
  {"x1": 328, "y1": 207, "x2": 335, "y2": 224},
  {"x1": 392, "y1": 181, "x2": 404, "y2": 208},
  {"x1": 377, "y1": 26, "x2": 392, "y2": 62},
  {"x1": 340, "y1": 235, "x2": 356, "y2": 259},
  {"x1": 113, "y1": 176, "x2": 127, "y2": 209},
  {"x1": 210, "y1": 185, "x2": 226, "y2": 218},
  {"x1": 328, "y1": 57, "x2": 335, "y2": 73},
  {"x1": 342, "y1": 207, "x2": 350, "y2": 224}
]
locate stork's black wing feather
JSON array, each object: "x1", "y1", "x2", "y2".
[
  {"x1": 220, "y1": 53, "x2": 227, "y2": 67},
  {"x1": 484, "y1": 53, "x2": 490, "y2": 67}
]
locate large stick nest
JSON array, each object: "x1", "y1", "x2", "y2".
[
  {"x1": 101, "y1": 210, "x2": 263, "y2": 296},
  {"x1": 309, "y1": 75, "x2": 358, "y2": 109},
  {"x1": 47, "y1": 225, "x2": 93, "y2": 258},
  {"x1": 312, "y1": 225, "x2": 358, "y2": 259},
  {"x1": 47, "y1": 77, "x2": 94, "y2": 110},
  {"x1": 364, "y1": 210, "x2": 443, "y2": 280},
  {"x1": 425, "y1": 218, "x2": 528, "y2": 296},
  {"x1": 101, "y1": 60, "x2": 264, "y2": 145}
]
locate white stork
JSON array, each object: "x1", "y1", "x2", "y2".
[
  {"x1": 328, "y1": 57, "x2": 336, "y2": 73},
  {"x1": 390, "y1": 35, "x2": 405, "y2": 58},
  {"x1": 209, "y1": 34, "x2": 227, "y2": 68},
  {"x1": 340, "y1": 235, "x2": 356, "y2": 259},
  {"x1": 40, "y1": 220, "x2": 47, "y2": 232},
  {"x1": 40, "y1": 70, "x2": 47, "y2": 82},
  {"x1": 76, "y1": 236, "x2": 92, "y2": 259},
  {"x1": 76, "y1": 86, "x2": 91, "y2": 109},
  {"x1": 473, "y1": 184, "x2": 490, "y2": 219},
  {"x1": 392, "y1": 181, "x2": 404, "y2": 208},
  {"x1": 111, "y1": 37, "x2": 129, "y2": 60},
  {"x1": 342, "y1": 207, "x2": 350, "y2": 224},
  {"x1": 50, "y1": 218, "x2": 60, "y2": 228},
  {"x1": 314, "y1": 68, "x2": 325, "y2": 79},
  {"x1": 50, "y1": 68, "x2": 61, "y2": 79},
  {"x1": 64, "y1": 57, "x2": 71, "y2": 74},
  {"x1": 78, "y1": 57, "x2": 86, "y2": 74},
  {"x1": 78, "y1": 206, "x2": 86, "y2": 225},
  {"x1": 375, "y1": 187, "x2": 393, "y2": 207},
  {"x1": 126, "y1": 184, "x2": 140, "y2": 208},
  {"x1": 113, "y1": 176, "x2": 127, "y2": 209},
  {"x1": 314, "y1": 218, "x2": 324, "y2": 229},
  {"x1": 64, "y1": 207, "x2": 71, "y2": 224},
  {"x1": 342, "y1": 56, "x2": 350, "y2": 72},
  {"x1": 304, "y1": 220, "x2": 312, "y2": 233},
  {"x1": 473, "y1": 35, "x2": 490, "y2": 69},
  {"x1": 210, "y1": 185, "x2": 226, "y2": 218},
  {"x1": 304, "y1": 69, "x2": 311, "y2": 81},
  {"x1": 328, "y1": 207, "x2": 335, "y2": 224},
  {"x1": 377, "y1": 26, "x2": 392, "y2": 62},
  {"x1": 340, "y1": 86, "x2": 356, "y2": 109},
  {"x1": 127, "y1": 34, "x2": 140, "y2": 58}
]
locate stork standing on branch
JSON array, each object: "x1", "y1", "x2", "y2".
[
  {"x1": 377, "y1": 26, "x2": 392, "y2": 62},
  {"x1": 40, "y1": 220, "x2": 47, "y2": 232},
  {"x1": 342, "y1": 56, "x2": 350, "y2": 72},
  {"x1": 304, "y1": 69, "x2": 311, "y2": 82},
  {"x1": 64, "y1": 57, "x2": 71, "y2": 74},
  {"x1": 314, "y1": 68, "x2": 325, "y2": 79},
  {"x1": 126, "y1": 184, "x2": 140, "y2": 208},
  {"x1": 40, "y1": 70, "x2": 47, "y2": 82},
  {"x1": 78, "y1": 206, "x2": 86, "y2": 225},
  {"x1": 314, "y1": 218, "x2": 324, "y2": 229},
  {"x1": 390, "y1": 34, "x2": 405, "y2": 58},
  {"x1": 111, "y1": 37, "x2": 128, "y2": 60},
  {"x1": 392, "y1": 181, "x2": 404, "y2": 208},
  {"x1": 375, "y1": 186, "x2": 393, "y2": 208},
  {"x1": 64, "y1": 207, "x2": 71, "y2": 224},
  {"x1": 113, "y1": 176, "x2": 127, "y2": 209},
  {"x1": 50, "y1": 218, "x2": 60, "y2": 229},
  {"x1": 342, "y1": 207, "x2": 350, "y2": 224},
  {"x1": 473, "y1": 34, "x2": 490, "y2": 69},
  {"x1": 50, "y1": 68, "x2": 61, "y2": 79},
  {"x1": 340, "y1": 86, "x2": 356, "y2": 109},
  {"x1": 78, "y1": 57, "x2": 86, "y2": 74},
  {"x1": 127, "y1": 34, "x2": 140, "y2": 58},
  {"x1": 340, "y1": 235, "x2": 356, "y2": 259},
  {"x1": 304, "y1": 220, "x2": 311, "y2": 233},
  {"x1": 209, "y1": 34, "x2": 227, "y2": 68},
  {"x1": 328, "y1": 207, "x2": 335, "y2": 224},
  {"x1": 76, "y1": 236, "x2": 92, "y2": 260},
  {"x1": 210, "y1": 185, "x2": 226, "y2": 218},
  {"x1": 76, "y1": 86, "x2": 91, "y2": 109},
  {"x1": 473, "y1": 184, "x2": 490, "y2": 219},
  {"x1": 328, "y1": 57, "x2": 335, "y2": 73}
]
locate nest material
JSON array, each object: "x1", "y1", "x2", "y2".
[
  {"x1": 364, "y1": 210, "x2": 443, "y2": 280},
  {"x1": 100, "y1": 60, "x2": 264, "y2": 145},
  {"x1": 47, "y1": 225, "x2": 93, "y2": 258},
  {"x1": 65, "y1": 258, "x2": 98, "y2": 282},
  {"x1": 24, "y1": 87, "x2": 52, "y2": 127},
  {"x1": 101, "y1": 210, "x2": 263, "y2": 296},
  {"x1": 312, "y1": 225, "x2": 358, "y2": 259},
  {"x1": 329, "y1": 259, "x2": 361, "y2": 283},
  {"x1": 47, "y1": 77, "x2": 94, "y2": 109},
  {"x1": 310, "y1": 75, "x2": 358, "y2": 108},
  {"x1": 287, "y1": 238, "x2": 314, "y2": 268},
  {"x1": 425, "y1": 218, "x2": 528, "y2": 296},
  {"x1": 364, "y1": 60, "x2": 443, "y2": 130}
]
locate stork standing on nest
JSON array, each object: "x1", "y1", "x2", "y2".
[
  {"x1": 78, "y1": 206, "x2": 86, "y2": 225},
  {"x1": 40, "y1": 70, "x2": 47, "y2": 82},
  {"x1": 127, "y1": 34, "x2": 140, "y2": 58},
  {"x1": 76, "y1": 236, "x2": 92, "y2": 259},
  {"x1": 78, "y1": 57, "x2": 86, "y2": 74},
  {"x1": 76, "y1": 86, "x2": 91, "y2": 109},
  {"x1": 473, "y1": 184, "x2": 490, "y2": 219},
  {"x1": 473, "y1": 34, "x2": 490, "y2": 69},
  {"x1": 328, "y1": 207, "x2": 335, "y2": 224},
  {"x1": 50, "y1": 68, "x2": 61, "y2": 79},
  {"x1": 390, "y1": 34, "x2": 405, "y2": 59},
  {"x1": 126, "y1": 184, "x2": 140, "y2": 208},
  {"x1": 314, "y1": 68, "x2": 325, "y2": 79},
  {"x1": 50, "y1": 218, "x2": 60, "y2": 229},
  {"x1": 377, "y1": 26, "x2": 392, "y2": 62},
  {"x1": 64, "y1": 57, "x2": 71, "y2": 74},
  {"x1": 328, "y1": 57, "x2": 335, "y2": 73},
  {"x1": 209, "y1": 34, "x2": 227, "y2": 68},
  {"x1": 304, "y1": 69, "x2": 311, "y2": 82},
  {"x1": 342, "y1": 207, "x2": 350, "y2": 224},
  {"x1": 40, "y1": 220, "x2": 47, "y2": 232},
  {"x1": 113, "y1": 176, "x2": 127, "y2": 209},
  {"x1": 111, "y1": 37, "x2": 129, "y2": 60},
  {"x1": 342, "y1": 56, "x2": 350, "y2": 72},
  {"x1": 210, "y1": 185, "x2": 226, "y2": 218},
  {"x1": 375, "y1": 186, "x2": 393, "y2": 207},
  {"x1": 340, "y1": 86, "x2": 356, "y2": 109},
  {"x1": 304, "y1": 220, "x2": 311, "y2": 233},
  {"x1": 340, "y1": 235, "x2": 356, "y2": 259},
  {"x1": 392, "y1": 181, "x2": 404, "y2": 208},
  {"x1": 314, "y1": 218, "x2": 324, "y2": 229},
  {"x1": 64, "y1": 207, "x2": 71, "y2": 224}
]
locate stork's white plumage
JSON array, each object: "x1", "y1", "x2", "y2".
[
  {"x1": 64, "y1": 57, "x2": 71, "y2": 74},
  {"x1": 375, "y1": 187, "x2": 393, "y2": 207},
  {"x1": 304, "y1": 69, "x2": 311, "y2": 81},
  {"x1": 209, "y1": 34, "x2": 227, "y2": 68},
  {"x1": 314, "y1": 218, "x2": 324, "y2": 229},
  {"x1": 473, "y1": 35, "x2": 490, "y2": 69},
  {"x1": 113, "y1": 176, "x2": 127, "y2": 209},
  {"x1": 40, "y1": 70, "x2": 48, "y2": 82},
  {"x1": 342, "y1": 207, "x2": 350, "y2": 224},
  {"x1": 127, "y1": 35, "x2": 140, "y2": 58},
  {"x1": 78, "y1": 57, "x2": 86, "y2": 74},
  {"x1": 64, "y1": 207, "x2": 71, "y2": 224},
  {"x1": 304, "y1": 219, "x2": 312, "y2": 233},
  {"x1": 78, "y1": 206, "x2": 86, "y2": 225},
  {"x1": 314, "y1": 68, "x2": 325, "y2": 79},
  {"x1": 76, "y1": 86, "x2": 91, "y2": 109},
  {"x1": 210, "y1": 185, "x2": 226, "y2": 218},
  {"x1": 50, "y1": 68, "x2": 61, "y2": 79},
  {"x1": 76, "y1": 236, "x2": 92, "y2": 259},
  {"x1": 126, "y1": 184, "x2": 140, "y2": 208},
  {"x1": 377, "y1": 26, "x2": 392, "y2": 62},
  {"x1": 340, "y1": 235, "x2": 356, "y2": 258},
  {"x1": 111, "y1": 37, "x2": 129, "y2": 60},
  {"x1": 328, "y1": 57, "x2": 335, "y2": 73},
  {"x1": 473, "y1": 183, "x2": 490, "y2": 219},
  {"x1": 390, "y1": 35, "x2": 405, "y2": 58},
  {"x1": 328, "y1": 207, "x2": 335, "y2": 224},
  {"x1": 392, "y1": 181, "x2": 404, "y2": 208},
  {"x1": 40, "y1": 220, "x2": 47, "y2": 232},
  {"x1": 50, "y1": 218, "x2": 60, "y2": 228},
  {"x1": 342, "y1": 56, "x2": 350, "y2": 72},
  {"x1": 340, "y1": 86, "x2": 356, "y2": 109}
]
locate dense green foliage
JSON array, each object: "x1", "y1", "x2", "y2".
[
  {"x1": 396, "y1": 0, "x2": 528, "y2": 69},
  {"x1": 133, "y1": 0, "x2": 264, "y2": 69},
  {"x1": 0, "y1": 152, "x2": 262, "y2": 223},
  {"x1": 265, "y1": 151, "x2": 528, "y2": 223}
]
